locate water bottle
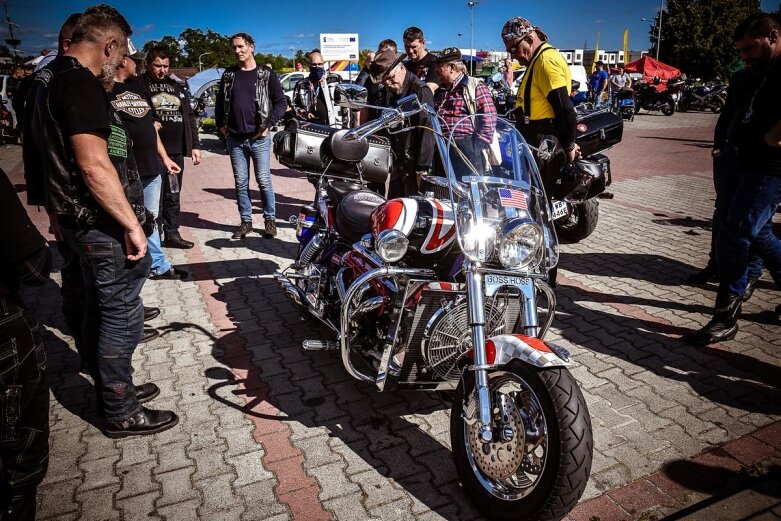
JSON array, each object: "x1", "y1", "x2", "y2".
[{"x1": 167, "y1": 172, "x2": 180, "y2": 194}]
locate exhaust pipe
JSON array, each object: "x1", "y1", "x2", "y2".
[{"x1": 274, "y1": 272, "x2": 305, "y2": 306}]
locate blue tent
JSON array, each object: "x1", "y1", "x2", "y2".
[{"x1": 461, "y1": 54, "x2": 484, "y2": 63}]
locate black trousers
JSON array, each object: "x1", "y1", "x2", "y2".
[
  {"x1": 161, "y1": 154, "x2": 185, "y2": 239},
  {"x1": 0, "y1": 296, "x2": 49, "y2": 521}
]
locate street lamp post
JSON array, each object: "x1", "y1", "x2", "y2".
[
  {"x1": 467, "y1": 1, "x2": 478, "y2": 75},
  {"x1": 198, "y1": 51, "x2": 212, "y2": 72},
  {"x1": 641, "y1": 0, "x2": 664, "y2": 61}
]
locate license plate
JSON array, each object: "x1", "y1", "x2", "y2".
[
  {"x1": 484, "y1": 273, "x2": 531, "y2": 296},
  {"x1": 551, "y1": 200, "x2": 569, "y2": 220}
]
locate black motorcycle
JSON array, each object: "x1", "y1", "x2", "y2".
[{"x1": 633, "y1": 77, "x2": 677, "y2": 116}]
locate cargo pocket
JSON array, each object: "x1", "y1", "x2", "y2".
[
  {"x1": 0, "y1": 338, "x2": 21, "y2": 442},
  {"x1": 81, "y1": 242, "x2": 117, "y2": 284}
]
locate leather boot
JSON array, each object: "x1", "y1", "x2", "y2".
[
  {"x1": 742, "y1": 278, "x2": 759, "y2": 302},
  {"x1": 686, "y1": 265, "x2": 716, "y2": 285},
  {"x1": 135, "y1": 382, "x2": 160, "y2": 404},
  {"x1": 683, "y1": 294, "x2": 742, "y2": 346},
  {"x1": 104, "y1": 407, "x2": 179, "y2": 438}
]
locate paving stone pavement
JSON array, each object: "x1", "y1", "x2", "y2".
[{"x1": 2, "y1": 109, "x2": 779, "y2": 521}]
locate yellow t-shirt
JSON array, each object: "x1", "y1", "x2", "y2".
[{"x1": 515, "y1": 43, "x2": 571, "y2": 120}]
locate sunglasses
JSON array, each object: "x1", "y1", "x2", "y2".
[{"x1": 506, "y1": 36, "x2": 531, "y2": 54}]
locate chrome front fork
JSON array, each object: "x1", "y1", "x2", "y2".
[{"x1": 465, "y1": 262, "x2": 494, "y2": 444}]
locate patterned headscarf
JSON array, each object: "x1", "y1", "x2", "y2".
[{"x1": 501, "y1": 17, "x2": 549, "y2": 44}]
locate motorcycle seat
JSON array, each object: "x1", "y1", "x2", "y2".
[
  {"x1": 326, "y1": 180, "x2": 363, "y2": 206},
  {"x1": 335, "y1": 189, "x2": 386, "y2": 243}
]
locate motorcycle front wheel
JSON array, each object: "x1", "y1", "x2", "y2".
[
  {"x1": 661, "y1": 100, "x2": 676, "y2": 116},
  {"x1": 451, "y1": 360, "x2": 593, "y2": 521}
]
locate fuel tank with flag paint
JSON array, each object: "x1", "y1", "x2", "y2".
[{"x1": 370, "y1": 197, "x2": 462, "y2": 270}]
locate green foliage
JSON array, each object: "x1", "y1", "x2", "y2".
[
  {"x1": 200, "y1": 117, "x2": 216, "y2": 132},
  {"x1": 649, "y1": 0, "x2": 761, "y2": 79},
  {"x1": 142, "y1": 35, "x2": 184, "y2": 66}
]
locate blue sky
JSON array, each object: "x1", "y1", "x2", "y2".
[{"x1": 6, "y1": 0, "x2": 780, "y2": 58}]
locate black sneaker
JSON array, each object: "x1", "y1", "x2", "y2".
[
  {"x1": 232, "y1": 221, "x2": 253, "y2": 240},
  {"x1": 264, "y1": 219, "x2": 277, "y2": 238}
]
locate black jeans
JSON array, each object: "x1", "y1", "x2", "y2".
[
  {"x1": 161, "y1": 154, "x2": 185, "y2": 239},
  {"x1": 63, "y1": 224, "x2": 151, "y2": 423},
  {"x1": 55, "y1": 219, "x2": 86, "y2": 361},
  {"x1": 0, "y1": 296, "x2": 49, "y2": 521}
]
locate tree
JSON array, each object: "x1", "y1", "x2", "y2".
[
  {"x1": 178, "y1": 28, "x2": 233, "y2": 68},
  {"x1": 142, "y1": 35, "x2": 184, "y2": 66},
  {"x1": 650, "y1": 0, "x2": 760, "y2": 79}
]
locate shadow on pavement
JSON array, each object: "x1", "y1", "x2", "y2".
[
  {"x1": 202, "y1": 188, "x2": 311, "y2": 220},
  {"x1": 559, "y1": 252, "x2": 699, "y2": 286},
  {"x1": 555, "y1": 283, "x2": 781, "y2": 415},
  {"x1": 660, "y1": 461, "x2": 781, "y2": 520},
  {"x1": 206, "y1": 274, "x2": 482, "y2": 520}
]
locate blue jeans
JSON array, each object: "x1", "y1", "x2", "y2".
[
  {"x1": 717, "y1": 171, "x2": 781, "y2": 299},
  {"x1": 226, "y1": 134, "x2": 275, "y2": 222},
  {"x1": 70, "y1": 224, "x2": 151, "y2": 423},
  {"x1": 141, "y1": 175, "x2": 172, "y2": 275},
  {"x1": 0, "y1": 296, "x2": 49, "y2": 521},
  {"x1": 710, "y1": 153, "x2": 764, "y2": 280}
]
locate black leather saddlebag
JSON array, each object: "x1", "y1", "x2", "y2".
[
  {"x1": 273, "y1": 119, "x2": 392, "y2": 184},
  {"x1": 575, "y1": 110, "x2": 623, "y2": 157},
  {"x1": 554, "y1": 153, "x2": 611, "y2": 203}
]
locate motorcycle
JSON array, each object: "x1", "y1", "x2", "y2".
[
  {"x1": 633, "y1": 77, "x2": 676, "y2": 116},
  {"x1": 272, "y1": 92, "x2": 593, "y2": 520},
  {"x1": 0, "y1": 100, "x2": 18, "y2": 145},
  {"x1": 677, "y1": 78, "x2": 726, "y2": 113},
  {"x1": 487, "y1": 74, "x2": 515, "y2": 116},
  {"x1": 612, "y1": 87, "x2": 636, "y2": 121}
]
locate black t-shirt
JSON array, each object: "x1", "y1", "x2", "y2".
[
  {"x1": 111, "y1": 76, "x2": 162, "y2": 178},
  {"x1": 739, "y1": 59, "x2": 781, "y2": 174},
  {"x1": 404, "y1": 52, "x2": 441, "y2": 87},
  {"x1": 229, "y1": 68, "x2": 260, "y2": 135},
  {"x1": 146, "y1": 76, "x2": 185, "y2": 155},
  {"x1": 51, "y1": 59, "x2": 111, "y2": 139}
]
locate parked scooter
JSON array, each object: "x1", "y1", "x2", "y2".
[
  {"x1": 677, "y1": 78, "x2": 726, "y2": 113},
  {"x1": 633, "y1": 76, "x2": 677, "y2": 116},
  {"x1": 273, "y1": 91, "x2": 594, "y2": 521}
]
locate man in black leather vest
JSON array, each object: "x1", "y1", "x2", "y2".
[
  {"x1": 216, "y1": 32, "x2": 287, "y2": 240},
  {"x1": 21, "y1": 4, "x2": 179, "y2": 438}
]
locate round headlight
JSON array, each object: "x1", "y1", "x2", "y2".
[
  {"x1": 376, "y1": 229, "x2": 409, "y2": 263},
  {"x1": 497, "y1": 220, "x2": 543, "y2": 269},
  {"x1": 458, "y1": 201, "x2": 495, "y2": 262}
]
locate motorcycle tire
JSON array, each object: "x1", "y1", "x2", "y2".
[
  {"x1": 661, "y1": 101, "x2": 675, "y2": 116},
  {"x1": 709, "y1": 98, "x2": 724, "y2": 113},
  {"x1": 554, "y1": 199, "x2": 599, "y2": 243},
  {"x1": 451, "y1": 360, "x2": 593, "y2": 521}
]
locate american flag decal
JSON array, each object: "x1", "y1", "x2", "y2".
[{"x1": 498, "y1": 188, "x2": 528, "y2": 210}]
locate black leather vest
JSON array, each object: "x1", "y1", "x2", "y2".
[
  {"x1": 22, "y1": 56, "x2": 145, "y2": 226},
  {"x1": 221, "y1": 67, "x2": 271, "y2": 130}
]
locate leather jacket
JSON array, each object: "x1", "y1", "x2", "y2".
[
  {"x1": 22, "y1": 56, "x2": 145, "y2": 226},
  {"x1": 383, "y1": 72, "x2": 435, "y2": 175}
]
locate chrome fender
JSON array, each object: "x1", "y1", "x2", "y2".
[{"x1": 486, "y1": 334, "x2": 572, "y2": 368}]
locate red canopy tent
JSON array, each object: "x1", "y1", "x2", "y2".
[{"x1": 624, "y1": 56, "x2": 681, "y2": 91}]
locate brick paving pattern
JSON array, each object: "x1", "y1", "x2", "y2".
[{"x1": 2, "y1": 109, "x2": 778, "y2": 520}]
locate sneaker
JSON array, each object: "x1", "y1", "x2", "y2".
[
  {"x1": 232, "y1": 221, "x2": 253, "y2": 240},
  {"x1": 264, "y1": 219, "x2": 277, "y2": 238}
]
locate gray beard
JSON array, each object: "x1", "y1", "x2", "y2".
[{"x1": 101, "y1": 59, "x2": 121, "y2": 92}]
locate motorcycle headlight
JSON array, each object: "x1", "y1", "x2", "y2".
[
  {"x1": 497, "y1": 219, "x2": 543, "y2": 269},
  {"x1": 458, "y1": 201, "x2": 495, "y2": 262},
  {"x1": 375, "y1": 229, "x2": 409, "y2": 263}
]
